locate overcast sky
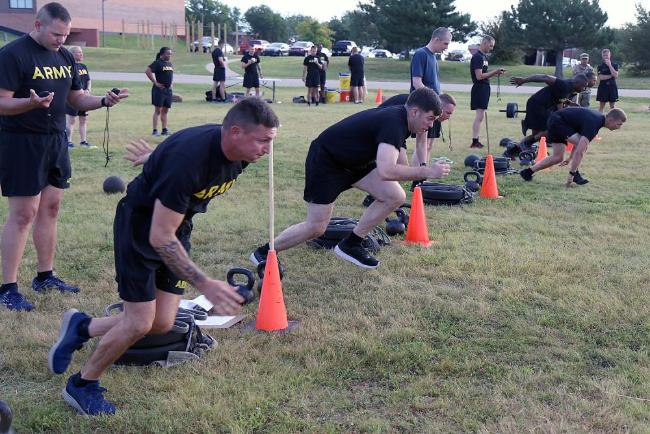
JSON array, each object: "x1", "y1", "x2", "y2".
[{"x1": 220, "y1": 0, "x2": 649, "y2": 28}]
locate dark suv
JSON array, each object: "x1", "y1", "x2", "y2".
[{"x1": 332, "y1": 40, "x2": 357, "y2": 56}]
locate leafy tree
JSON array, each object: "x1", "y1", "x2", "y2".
[
  {"x1": 296, "y1": 18, "x2": 332, "y2": 47},
  {"x1": 184, "y1": 0, "x2": 238, "y2": 33},
  {"x1": 285, "y1": 15, "x2": 311, "y2": 41},
  {"x1": 360, "y1": 0, "x2": 476, "y2": 56},
  {"x1": 512, "y1": 0, "x2": 613, "y2": 77},
  {"x1": 244, "y1": 5, "x2": 287, "y2": 41},
  {"x1": 620, "y1": 4, "x2": 650, "y2": 75},
  {"x1": 480, "y1": 11, "x2": 525, "y2": 63}
]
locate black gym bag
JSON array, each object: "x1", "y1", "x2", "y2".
[
  {"x1": 106, "y1": 303, "x2": 216, "y2": 367},
  {"x1": 419, "y1": 182, "x2": 474, "y2": 206},
  {"x1": 306, "y1": 217, "x2": 390, "y2": 252}
]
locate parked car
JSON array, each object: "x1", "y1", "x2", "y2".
[
  {"x1": 319, "y1": 47, "x2": 332, "y2": 57},
  {"x1": 239, "y1": 39, "x2": 269, "y2": 54},
  {"x1": 360, "y1": 46, "x2": 375, "y2": 58},
  {"x1": 222, "y1": 43, "x2": 234, "y2": 55},
  {"x1": 398, "y1": 49, "x2": 417, "y2": 60},
  {"x1": 262, "y1": 42, "x2": 290, "y2": 56},
  {"x1": 289, "y1": 41, "x2": 313, "y2": 56},
  {"x1": 193, "y1": 36, "x2": 219, "y2": 53},
  {"x1": 372, "y1": 49, "x2": 393, "y2": 58},
  {"x1": 332, "y1": 40, "x2": 357, "y2": 56},
  {"x1": 445, "y1": 49, "x2": 467, "y2": 61}
]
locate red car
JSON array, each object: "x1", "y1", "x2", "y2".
[{"x1": 239, "y1": 39, "x2": 269, "y2": 54}]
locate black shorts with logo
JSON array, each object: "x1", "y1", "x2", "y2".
[
  {"x1": 213, "y1": 68, "x2": 226, "y2": 82},
  {"x1": 65, "y1": 104, "x2": 88, "y2": 117},
  {"x1": 470, "y1": 82, "x2": 490, "y2": 110},
  {"x1": 0, "y1": 130, "x2": 71, "y2": 197},
  {"x1": 114, "y1": 198, "x2": 192, "y2": 303},
  {"x1": 151, "y1": 86, "x2": 173, "y2": 108},
  {"x1": 303, "y1": 142, "x2": 375, "y2": 205},
  {"x1": 410, "y1": 119, "x2": 442, "y2": 139}
]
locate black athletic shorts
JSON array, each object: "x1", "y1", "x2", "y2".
[
  {"x1": 114, "y1": 198, "x2": 193, "y2": 303},
  {"x1": 151, "y1": 86, "x2": 173, "y2": 108},
  {"x1": 470, "y1": 83, "x2": 490, "y2": 110},
  {"x1": 303, "y1": 142, "x2": 375, "y2": 205},
  {"x1": 410, "y1": 119, "x2": 442, "y2": 139},
  {"x1": 213, "y1": 68, "x2": 226, "y2": 82},
  {"x1": 350, "y1": 73, "x2": 364, "y2": 87},
  {"x1": 524, "y1": 100, "x2": 551, "y2": 131},
  {"x1": 243, "y1": 74, "x2": 259, "y2": 89},
  {"x1": 305, "y1": 72, "x2": 320, "y2": 88},
  {"x1": 0, "y1": 130, "x2": 71, "y2": 197},
  {"x1": 546, "y1": 113, "x2": 574, "y2": 145},
  {"x1": 596, "y1": 81, "x2": 618, "y2": 102},
  {"x1": 319, "y1": 70, "x2": 327, "y2": 89},
  {"x1": 65, "y1": 104, "x2": 88, "y2": 117}
]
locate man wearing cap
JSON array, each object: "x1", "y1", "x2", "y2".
[{"x1": 572, "y1": 53, "x2": 594, "y2": 107}]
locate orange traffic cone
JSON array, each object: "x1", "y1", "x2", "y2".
[
  {"x1": 535, "y1": 136, "x2": 548, "y2": 165},
  {"x1": 565, "y1": 142, "x2": 574, "y2": 153},
  {"x1": 255, "y1": 250, "x2": 289, "y2": 331},
  {"x1": 479, "y1": 154, "x2": 502, "y2": 199},
  {"x1": 404, "y1": 186, "x2": 432, "y2": 247},
  {"x1": 375, "y1": 88, "x2": 383, "y2": 104}
]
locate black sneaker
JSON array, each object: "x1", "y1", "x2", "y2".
[
  {"x1": 249, "y1": 245, "x2": 268, "y2": 266},
  {"x1": 470, "y1": 141, "x2": 484, "y2": 149},
  {"x1": 410, "y1": 179, "x2": 425, "y2": 192},
  {"x1": 571, "y1": 171, "x2": 589, "y2": 185},
  {"x1": 161, "y1": 128, "x2": 170, "y2": 136},
  {"x1": 334, "y1": 242, "x2": 379, "y2": 269},
  {"x1": 519, "y1": 167, "x2": 534, "y2": 181}
]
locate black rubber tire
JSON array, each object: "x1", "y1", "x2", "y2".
[
  {"x1": 420, "y1": 182, "x2": 466, "y2": 201},
  {"x1": 506, "y1": 102, "x2": 518, "y2": 118}
]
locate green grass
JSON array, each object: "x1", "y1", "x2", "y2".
[{"x1": 1, "y1": 81, "x2": 650, "y2": 432}]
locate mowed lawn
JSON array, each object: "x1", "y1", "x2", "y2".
[{"x1": 1, "y1": 81, "x2": 650, "y2": 433}]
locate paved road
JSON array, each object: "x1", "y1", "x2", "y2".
[{"x1": 92, "y1": 70, "x2": 650, "y2": 98}]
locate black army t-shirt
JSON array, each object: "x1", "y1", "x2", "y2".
[
  {"x1": 303, "y1": 54, "x2": 321, "y2": 76},
  {"x1": 148, "y1": 59, "x2": 174, "y2": 88},
  {"x1": 470, "y1": 51, "x2": 489, "y2": 84},
  {"x1": 378, "y1": 93, "x2": 408, "y2": 108},
  {"x1": 555, "y1": 108, "x2": 605, "y2": 141},
  {"x1": 0, "y1": 35, "x2": 81, "y2": 134},
  {"x1": 313, "y1": 106, "x2": 410, "y2": 169},
  {"x1": 348, "y1": 54, "x2": 364, "y2": 75},
  {"x1": 317, "y1": 52, "x2": 329, "y2": 70},
  {"x1": 597, "y1": 62, "x2": 619, "y2": 84},
  {"x1": 241, "y1": 53, "x2": 260, "y2": 77},
  {"x1": 125, "y1": 124, "x2": 247, "y2": 219},
  {"x1": 530, "y1": 78, "x2": 574, "y2": 108},
  {"x1": 76, "y1": 62, "x2": 91, "y2": 91},
  {"x1": 212, "y1": 47, "x2": 225, "y2": 70}
]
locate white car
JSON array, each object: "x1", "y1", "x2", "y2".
[
  {"x1": 192, "y1": 37, "x2": 234, "y2": 54},
  {"x1": 372, "y1": 49, "x2": 393, "y2": 59},
  {"x1": 360, "y1": 46, "x2": 375, "y2": 58}
]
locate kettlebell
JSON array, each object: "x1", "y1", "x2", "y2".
[
  {"x1": 226, "y1": 267, "x2": 256, "y2": 305},
  {"x1": 395, "y1": 208, "x2": 409, "y2": 227},
  {"x1": 256, "y1": 260, "x2": 285, "y2": 292},
  {"x1": 385, "y1": 208, "x2": 409, "y2": 236},
  {"x1": 111, "y1": 88, "x2": 121, "y2": 95},
  {"x1": 102, "y1": 175, "x2": 125, "y2": 194}
]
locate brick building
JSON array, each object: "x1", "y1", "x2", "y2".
[{"x1": 0, "y1": 0, "x2": 185, "y2": 47}]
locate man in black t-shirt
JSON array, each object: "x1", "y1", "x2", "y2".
[
  {"x1": 510, "y1": 73, "x2": 594, "y2": 149},
  {"x1": 348, "y1": 47, "x2": 365, "y2": 103},
  {"x1": 48, "y1": 98, "x2": 279, "y2": 416},
  {"x1": 241, "y1": 46, "x2": 262, "y2": 97},
  {"x1": 316, "y1": 44, "x2": 329, "y2": 103},
  {"x1": 145, "y1": 46, "x2": 174, "y2": 136},
  {"x1": 250, "y1": 88, "x2": 451, "y2": 270},
  {"x1": 65, "y1": 46, "x2": 94, "y2": 148},
  {"x1": 469, "y1": 35, "x2": 505, "y2": 148},
  {"x1": 596, "y1": 48, "x2": 620, "y2": 113},
  {"x1": 303, "y1": 45, "x2": 323, "y2": 106},
  {"x1": 0, "y1": 3, "x2": 126, "y2": 312},
  {"x1": 211, "y1": 41, "x2": 227, "y2": 102},
  {"x1": 519, "y1": 107, "x2": 626, "y2": 186}
]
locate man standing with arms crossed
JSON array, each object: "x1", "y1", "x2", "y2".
[
  {"x1": 0, "y1": 2, "x2": 126, "y2": 311},
  {"x1": 211, "y1": 40, "x2": 227, "y2": 102},
  {"x1": 469, "y1": 35, "x2": 505, "y2": 149}
]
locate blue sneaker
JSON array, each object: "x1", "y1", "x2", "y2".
[
  {"x1": 62, "y1": 376, "x2": 116, "y2": 416},
  {"x1": 32, "y1": 275, "x2": 80, "y2": 293},
  {"x1": 48, "y1": 309, "x2": 90, "y2": 374},
  {"x1": 0, "y1": 287, "x2": 34, "y2": 311}
]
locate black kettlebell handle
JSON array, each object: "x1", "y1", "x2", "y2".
[
  {"x1": 111, "y1": 88, "x2": 121, "y2": 95},
  {"x1": 37, "y1": 90, "x2": 51, "y2": 98},
  {"x1": 464, "y1": 171, "x2": 483, "y2": 184},
  {"x1": 226, "y1": 267, "x2": 255, "y2": 304}
]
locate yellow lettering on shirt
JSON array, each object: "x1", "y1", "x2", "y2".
[
  {"x1": 174, "y1": 280, "x2": 188, "y2": 289},
  {"x1": 53, "y1": 66, "x2": 67, "y2": 79},
  {"x1": 65, "y1": 65, "x2": 73, "y2": 75},
  {"x1": 32, "y1": 66, "x2": 45, "y2": 80},
  {"x1": 78, "y1": 69, "x2": 88, "y2": 76},
  {"x1": 193, "y1": 189, "x2": 206, "y2": 199},
  {"x1": 162, "y1": 66, "x2": 174, "y2": 72},
  {"x1": 43, "y1": 66, "x2": 54, "y2": 80},
  {"x1": 192, "y1": 180, "x2": 236, "y2": 200}
]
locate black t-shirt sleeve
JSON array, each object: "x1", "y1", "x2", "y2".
[
  {"x1": 0, "y1": 50, "x2": 23, "y2": 92},
  {"x1": 303, "y1": 56, "x2": 309, "y2": 66},
  {"x1": 149, "y1": 153, "x2": 201, "y2": 215},
  {"x1": 470, "y1": 54, "x2": 482, "y2": 72},
  {"x1": 376, "y1": 119, "x2": 407, "y2": 150}
]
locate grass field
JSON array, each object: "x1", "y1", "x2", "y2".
[{"x1": 1, "y1": 81, "x2": 650, "y2": 433}]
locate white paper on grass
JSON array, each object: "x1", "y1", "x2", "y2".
[
  {"x1": 179, "y1": 295, "x2": 213, "y2": 311},
  {"x1": 179, "y1": 295, "x2": 246, "y2": 328}
]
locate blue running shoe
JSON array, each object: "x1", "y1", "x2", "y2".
[
  {"x1": 48, "y1": 309, "x2": 90, "y2": 374},
  {"x1": 0, "y1": 287, "x2": 34, "y2": 311},
  {"x1": 32, "y1": 275, "x2": 80, "y2": 293},
  {"x1": 62, "y1": 376, "x2": 116, "y2": 416}
]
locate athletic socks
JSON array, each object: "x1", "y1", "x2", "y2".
[
  {"x1": 258, "y1": 243, "x2": 270, "y2": 256},
  {"x1": 0, "y1": 282, "x2": 18, "y2": 294},
  {"x1": 472, "y1": 138, "x2": 479, "y2": 145},
  {"x1": 342, "y1": 231, "x2": 364, "y2": 246},
  {"x1": 35, "y1": 270, "x2": 53, "y2": 283},
  {"x1": 71, "y1": 372, "x2": 98, "y2": 388},
  {"x1": 78, "y1": 317, "x2": 92, "y2": 339}
]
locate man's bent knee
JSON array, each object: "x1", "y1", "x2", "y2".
[
  {"x1": 10, "y1": 206, "x2": 38, "y2": 230},
  {"x1": 149, "y1": 317, "x2": 175, "y2": 335}
]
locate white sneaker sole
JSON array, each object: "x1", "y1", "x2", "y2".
[
  {"x1": 249, "y1": 251, "x2": 262, "y2": 266},
  {"x1": 334, "y1": 245, "x2": 380, "y2": 269},
  {"x1": 62, "y1": 386, "x2": 89, "y2": 415},
  {"x1": 48, "y1": 308, "x2": 79, "y2": 374}
]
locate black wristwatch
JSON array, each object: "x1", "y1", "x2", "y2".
[
  {"x1": 420, "y1": 163, "x2": 427, "y2": 167},
  {"x1": 100, "y1": 97, "x2": 107, "y2": 107}
]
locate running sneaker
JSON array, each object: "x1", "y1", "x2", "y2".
[
  {"x1": 570, "y1": 171, "x2": 589, "y2": 185},
  {"x1": 519, "y1": 167, "x2": 534, "y2": 181},
  {"x1": 62, "y1": 375, "x2": 116, "y2": 416},
  {"x1": 334, "y1": 242, "x2": 379, "y2": 269},
  {"x1": 32, "y1": 275, "x2": 80, "y2": 293},
  {"x1": 48, "y1": 309, "x2": 91, "y2": 374},
  {"x1": 0, "y1": 287, "x2": 33, "y2": 311}
]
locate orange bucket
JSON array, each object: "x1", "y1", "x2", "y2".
[{"x1": 339, "y1": 90, "x2": 350, "y2": 102}]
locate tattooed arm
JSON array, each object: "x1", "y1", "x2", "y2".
[{"x1": 150, "y1": 199, "x2": 244, "y2": 314}]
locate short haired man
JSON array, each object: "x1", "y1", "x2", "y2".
[
  {"x1": 519, "y1": 107, "x2": 626, "y2": 186},
  {"x1": 316, "y1": 44, "x2": 329, "y2": 103},
  {"x1": 145, "y1": 46, "x2": 174, "y2": 136},
  {"x1": 303, "y1": 45, "x2": 323, "y2": 106},
  {"x1": 572, "y1": 53, "x2": 594, "y2": 107},
  {"x1": 469, "y1": 35, "x2": 505, "y2": 148},
  {"x1": 65, "y1": 46, "x2": 94, "y2": 148},
  {"x1": 48, "y1": 98, "x2": 279, "y2": 415},
  {"x1": 596, "y1": 48, "x2": 619, "y2": 113},
  {"x1": 410, "y1": 27, "x2": 452, "y2": 172},
  {"x1": 250, "y1": 87, "x2": 451, "y2": 270},
  {"x1": 211, "y1": 41, "x2": 227, "y2": 102},
  {"x1": 510, "y1": 72, "x2": 595, "y2": 149},
  {"x1": 348, "y1": 46, "x2": 365, "y2": 103},
  {"x1": 0, "y1": 2, "x2": 126, "y2": 311},
  {"x1": 241, "y1": 46, "x2": 262, "y2": 97}
]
